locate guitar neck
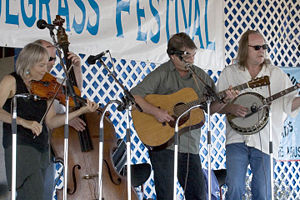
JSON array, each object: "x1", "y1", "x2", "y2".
[
  {"x1": 265, "y1": 85, "x2": 299, "y2": 104},
  {"x1": 186, "y1": 83, "x2": 250, "y2": 108}
]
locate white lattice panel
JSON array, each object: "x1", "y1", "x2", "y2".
[
  {"x1": 50, "y1": 0, "x2": 299, "y2": 199},
  {"x1": 224, "y1": 0, "x2": 299, "y2": 67}
]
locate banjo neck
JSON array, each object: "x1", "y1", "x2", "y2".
[
  {"x1": 265, "y1": 85, "x2": 300, "y2": 104},
  {"x1": 218, "y1": 82, "x2": 251, "y2": 100},
  {"x1": 217, "y1": 75, "x2": 270, "y2": 100},
  {"x1": 186, "y1": 76, "x2": 270, "y2": 108}
]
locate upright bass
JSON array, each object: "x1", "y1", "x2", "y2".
[{"x1": 49, "y1": 15, "x2": 138, "y2": 199}]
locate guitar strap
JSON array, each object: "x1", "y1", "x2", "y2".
[
  {"x1": 192, "y1": 73, "x2": 202, "y2": 92},
  {"x1": 189, "y1": 66, "x2": 210, "y2": 94}
]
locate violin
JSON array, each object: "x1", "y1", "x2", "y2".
[{"x1": 30, "y1": 72, "x2": 97, "y2": 109}]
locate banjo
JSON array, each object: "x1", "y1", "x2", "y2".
[{"x1": 227, "y1": 84, "x2": 300, "y2": 135}]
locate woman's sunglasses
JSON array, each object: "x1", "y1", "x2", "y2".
[{"x1": 248, "y1": 44, "x2": 268, "y2": 51}]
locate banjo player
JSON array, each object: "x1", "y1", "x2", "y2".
[{"x1": 217, "y1": 30, "x2": 300, "y2": 200}]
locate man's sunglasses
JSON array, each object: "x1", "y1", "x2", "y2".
[
  {"x1": 49, "y1": 57, "x2": 56, "y2": 62},
  {"x1": 248, "y1": 44, "x2": 268, "y2": 51}
]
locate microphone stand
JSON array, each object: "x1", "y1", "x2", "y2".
[
  {"x1": 46, "y1": 25, "x2": 79, "y2": 200},
  {"x1": 98, "y1": 58, "x2": 143, "y2": 200},
  {"x1": 263, "y1": 84, "x2": 274, "y2": 200},
  {"x1": 268, "y1": 106, "x2": 274, "y2": 200},
  {"x1": 185, "y1": 64, "x2": 221, "y2": 200},
  {"x1": 98, "y1": 100, "x2": 122, "y2": 199},
  {"x1": 63, "y1": 95, "x2": 70, "y2": 200},
  {"x1": 173, "y1": 104, "x2": 203, "y2": 200},
  {"x1": 11, "y1": 96, "x2": 17, "y2": 200},
  {"x1": 206, "y1": 99, "x2": 212, "y2": 200},
  {"x1": 186, "y1": 64, "x2": 222, "y2": 103}
]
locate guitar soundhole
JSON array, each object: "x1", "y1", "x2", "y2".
[{"x1": 168, "y1": 102, "x2": 190, "y2": 128}]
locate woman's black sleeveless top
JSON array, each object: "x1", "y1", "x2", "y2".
[{"x1": 3, "y1": 72, "x2": 48, "y2": 152}]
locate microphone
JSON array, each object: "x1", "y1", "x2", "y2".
[
  {"x1": 15, "y1": 93, "x2": 41, "y2": 101},
  {"x1": 87, "y1": 50, "x2": 109, "y2": 64},
  {"x1": 184, "y1": 62, "x2": 193, "y2": 70},
  {"x1": 36, "y1": 19, "x2": 56, "y2": 30}
]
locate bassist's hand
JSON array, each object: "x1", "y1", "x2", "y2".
[
  {"x1": 69, "y1": 117, "x2": 86, "y2": 132},
  {"x1": 153, "y1": 108, "x2": 174, "y2": 123}
]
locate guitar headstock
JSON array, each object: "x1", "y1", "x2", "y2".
[{"x1": 249, "y1": 76, "x2": 270, "y2": 88}]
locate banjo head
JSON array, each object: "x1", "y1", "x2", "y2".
[{"x1": 227, "y1": 92, "x2": 269, "y2": 135}]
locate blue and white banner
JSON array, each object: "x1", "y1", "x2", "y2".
[
  {"x1": 0, "y1": 0, "x2": 224, "y2": 68},
  {"x1": 278, "y1": 67, "x2": 300, "y2": 161}
]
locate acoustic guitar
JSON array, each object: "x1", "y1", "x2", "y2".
[{"x1": 131, "y1": 76, "x2": 270, "y2": 147}]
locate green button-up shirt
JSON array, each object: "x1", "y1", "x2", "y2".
[{"x1": 131, "y1": 60, "x2": 216, "y2": 154}]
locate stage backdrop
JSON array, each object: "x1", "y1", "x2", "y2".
[
  {"x1": 0, "y1": 0, "x2": 224, "y2": 69},
  {"x1": 1, "y1": 0, "x2": 300, "y2": 199},
  {"x1": 278, "y1": 67, "x2": 300, "y2": 161}
]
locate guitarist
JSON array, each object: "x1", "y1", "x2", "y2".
[
  {"x1": 131, "y1": 32, "x2": 237, "y2": 200},
  {"x1": 217, "y1": 30, "x2": 300, "y2": 200}
]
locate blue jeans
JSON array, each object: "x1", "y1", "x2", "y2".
[
  {"x1": 149, "y1": 149, "x2": 206, "y2": 200},
  {"x1": 225, "y1": 143, "x2": 271, "y2": 200}
]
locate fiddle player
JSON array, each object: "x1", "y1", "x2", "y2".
[
  {"x1": 130, "y1": 32, "x2": 238, "y2": 200},
  {"x1": 217, "y1": 30, "x2": 300, "y2": 200},
  {"x1": 0, "y1": 42, "x2": 98, "y2": 200}
]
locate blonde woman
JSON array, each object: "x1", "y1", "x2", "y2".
[{"x1": 0, "y1": 43, "x2": 98, "y2": 199}]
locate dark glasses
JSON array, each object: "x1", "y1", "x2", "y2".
[
  {"x1": 248, "y1": 44, "x2": 268, "y2": 51},
  {"x1": 49, "y1": 57, "x2": 56, "y2": 62}
]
